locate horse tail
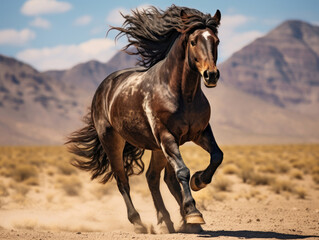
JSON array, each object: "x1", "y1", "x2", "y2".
[{"x1": 66, "y1": 111, "x2": 145, "y2": 183}]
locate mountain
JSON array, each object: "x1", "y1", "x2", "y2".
[
  {"x1": 0, "y1": 51, "x2": 137, "y2": 145},
  {"x1": 0, "y1": 20, "x2": 319, "y2": 145},
  {"x1": 219, "y1": 20, "x2": 319, "y2": 115},
  {"x1": 0, "y1": 55, "x2": 86, "y2": 145},
  {"x1": 44, "y1": 51, "x2": 137, "y2": 92}
]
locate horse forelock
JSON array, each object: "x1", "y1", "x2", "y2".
[{"x1": 110, "y1": 5, "x2": 219, "y2": 69}]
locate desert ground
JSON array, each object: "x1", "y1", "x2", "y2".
[{"x1": 0, "y1": 144, "x2": 318, "y2": 240}]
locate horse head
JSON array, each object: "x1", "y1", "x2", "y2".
[{"x1": 183, "y1": 10, "x2": 221, "y2": 88}]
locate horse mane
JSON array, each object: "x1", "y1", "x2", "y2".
[{"x1": 109, "y1": 5, "x2": 220, "y2": 68}]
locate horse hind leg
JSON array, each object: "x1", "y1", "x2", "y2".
[
  {"x1": 97, "y1": 127, "x2": 148, "y2": 233},
  {"x1": 146, "y1": 151, "x2": 175, "y2": 233}
]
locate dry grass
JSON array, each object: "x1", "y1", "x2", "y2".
[
  {"x1": 249, "y1": 172, "x2": 274, "y2": 186},
  {"x1": 293, "y1": 186, "x2": 307, "y2": 199},
  {"x1": 213, "y1": 175, "x2": 233, "y2": 192},
  {"x1": 290, "y1": 169, "x2": 303, "y2": 180},
  {"x1": 271, "y1": 179, "x2": 294, "y2": 194},
  {"x1": 0, "y1": 144, "x2": 317, "y2": 219},
  {"x1": 13, "y1": 164, "x2": 38, "y2": 182},
  {"x1": 222, "y1": 164, "x2": 239, "y2": 175},
  {"x1": 238, "y1": 161, "x2": 254, "y2": 183}
]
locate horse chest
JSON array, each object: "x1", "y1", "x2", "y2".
[{"x1": 167, "y1": 101, "x2": 210, "y2": 144}]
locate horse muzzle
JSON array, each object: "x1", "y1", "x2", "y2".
[{"x1": 203, "y1": 69, "x2": 219, "y2": 88}]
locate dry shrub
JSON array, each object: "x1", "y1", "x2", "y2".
[
  {"x1": 276, "y1": 161, "x2": 291, "y2": 174},
  {"x1": 11, "y1": 164, "x2": 38, "y2": 182},
  {"x1": 259, "y1": 163, "x2": 276, "y2": 174},
  {"x1": 312, "y1": 167, "x2": 319, "y2": 184},
  {"x1": 238, "y1": 161, "x2": 254, "y2": 183},
  {"x1": 249, "y1": 172, "x2": 274, "y2": 186},
  {"x1": 222, "y1": 164, "x2": 239, "y2": 175},
  {"x1": 192, "y1": 187, "x2": 214, "y2": 207},
  {"x1": 56, "y1": 162, "x2": 77, "y2": 175},
  {"x1": 46, "y1": 168, "x2": 55, "y2": 176},
  {"x1": 293, "y1": 186, "x2": 307, "y2": 199},
  {"x1": 24, "y1": 177, "x2": 40, "y2": 186},
  {"x1": 271, "y1": 179, "x2": 294, "y2": 194},
  {"x1": 57, "y1": 176, "x2": 82, "y2": 196},
  {"x1": 290, "y1": 169, "x2": 303, "y2": 180},
  {"x1": 291, "y1": 160, "x2": 307, "y2": 172},
  {"x1": 213, "y1": 175, "x2": 232, "y2": 192}
]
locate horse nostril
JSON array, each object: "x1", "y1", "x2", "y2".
[{"x1": 203, "y1": 70, "x2": 209, "y2": 80}]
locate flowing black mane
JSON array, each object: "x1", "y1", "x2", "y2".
[{"x1": 110, "y1": 5, "x2": 220, "y2": 68}]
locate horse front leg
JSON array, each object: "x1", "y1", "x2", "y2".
[
  {"x1": 160, "y1": 131, "x2": 205, "y2": 225},
  {"x1": 191, "y1": 124, "x2": 223, "y2": 191}
]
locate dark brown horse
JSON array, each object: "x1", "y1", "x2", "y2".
[{"x1": 67, "y1": 5, "x2": 223, "y2": 233}]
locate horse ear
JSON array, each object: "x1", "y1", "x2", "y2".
[
  {"x1": 180, "y1": 10, "x2": 189, "y2": 22},
  {"x1": 212, "y1": 9, "x2": 221, "y2": 25}
]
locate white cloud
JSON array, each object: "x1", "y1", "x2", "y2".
[
  {"x1": 30, "y1": 17, "x2": 51, "y2": 29},
  {"x1": 21, "y1": 0, "x2": 72, "y2": 16},
  {"x1": 0, "y1": 28, "x2": 36, "y2": 46},
  {"x1": 106, "y1": 4, "x2": 151, "y2": 25},
  {"x1": 222, "y1": 14, "x2": 250, "y2": 29},
  {"x1": 106, "y1": 8, "x2": 128, "y2": 25},
  {"x1": 16, "y1": 38, "x2": 119, "y2": 71},
  {"x1": 74, "y1": 15, "x2": 92, "y2": 26},
  {"x1": 218, "y1": 14, "x2": 264, "y2": 61}
]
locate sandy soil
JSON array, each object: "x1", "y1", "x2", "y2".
[
  {"x1": 1, "y1": 179, "x2": 318, "y2": 240},
  {"x1": 0, "y1": 145, "x2": 318, "y2": 240},
  {"x1": 0, "y1": 197, "x2": 318, "y2": 240}
]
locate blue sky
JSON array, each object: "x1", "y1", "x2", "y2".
[{"x1": 0, "y1": 0, "x2": 318, "y2": 71}]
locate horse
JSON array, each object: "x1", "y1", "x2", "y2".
[{"x1": 66, "y1": 5, "x2": 223, "y2": 233}]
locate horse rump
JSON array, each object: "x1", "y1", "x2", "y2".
[{"x1": 65, "y1": 111, "x2": 145, "y2": 183}]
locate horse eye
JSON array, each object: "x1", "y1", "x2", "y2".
[{"x1": 190, "y1": 40, "x2": 195, "y2": 46}]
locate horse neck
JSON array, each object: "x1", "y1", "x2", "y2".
[{"x1": 161, "y1": 35, "x2": 202, "y2": 102}]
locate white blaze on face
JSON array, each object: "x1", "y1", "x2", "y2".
[{"x1": 202, "y1": 30, "x2": 211, "y2": 40}]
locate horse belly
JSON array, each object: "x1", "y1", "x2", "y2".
[{"x1": 110, "y1": 99, "x2": 159, "y2": 150}]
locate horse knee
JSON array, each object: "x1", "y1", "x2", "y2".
[
  {"x1": 176, "y1": 167, "x2": 190, "y2": 183},
  {"x1": 212, "y1": 150, "x2": 223, "y2": 166}
]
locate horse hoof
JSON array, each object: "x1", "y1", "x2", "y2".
[
  {"x1": 190, "y1": 174, "x2": 207, "y2": 191},
  {"x1": 134, "y1": 223, "x2": 148, "y2": 234},
  {"x1": 185, "y1": 213, "x2": 205, "y2": 225}
]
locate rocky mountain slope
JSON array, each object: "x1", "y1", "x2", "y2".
[
  {"x1": 0, "y1": 20, "x2": 318, "y2": 145},
  {"x1": 0, "y1": 55, "x2": 87, "y2": 144},
  {"x1": 44, "y1": 51, "x2": 137, "y2": 92},
  {"x1": 219, "y1": 20, "x2": 319, "y2": 115}
]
